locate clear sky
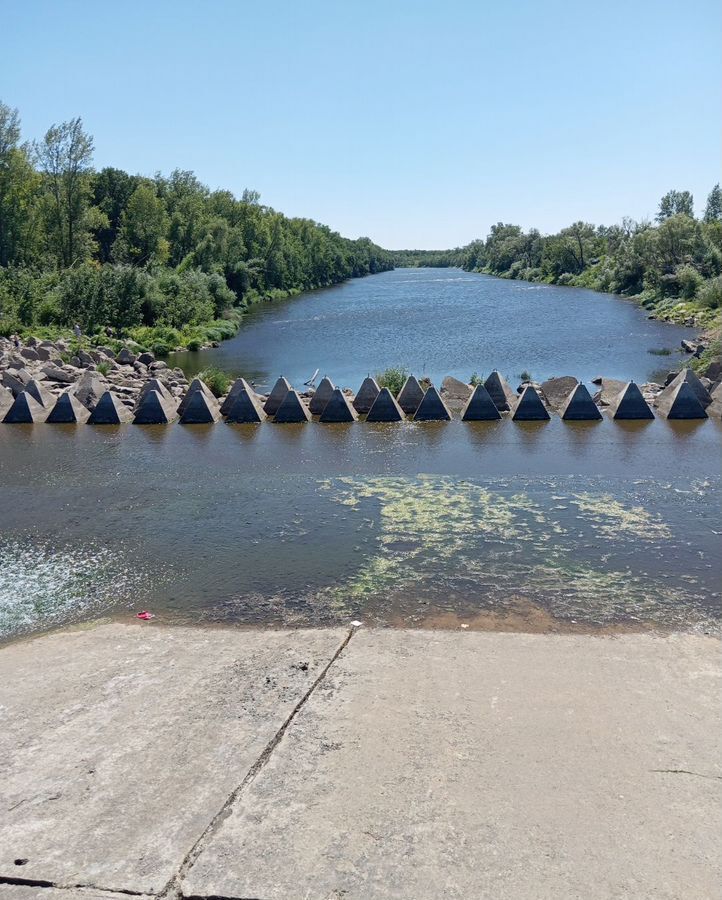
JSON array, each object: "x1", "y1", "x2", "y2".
[{"x1": 2, "y1": 0, "x2": 720, "y2": 249}]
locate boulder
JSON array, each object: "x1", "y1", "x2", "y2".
[
  {"x1": 540, "y1": 376, "x2": 578, "y2": 413},
  {"x1": 133, "y1": 390, "x2": 178, "y2": 424},
  {"x1": 47, "y1": 392, "x2": 91, "y2": 424},
  {"x1": 2, "y1": 369, "x2": 30, "y2": 397},
  {"x1": 596, "y1": 378, "x2": 628, "y2": 406},
  {"x1": 150, "y1": 360, "x2": 167, "y2": 371},
  {"x1": 309, "y1": 376, "x2": 336, "y2": 415},
  {"x1": 396, "y1": 375, "x2": 425, "y2": 415},
  {"x1": 76, "y1": 349, "x2": 95, "y2": 367},
  {"x1": 654, "y1": 382, "x2": 708, "y2": 420},
  {"x1": 88, "y1": 391, "x2": 134, "y2": 424},
  {"x1": 72, "y1": 372, "x2": 107, "y2": 411},
  {"x1": 366, "y1": 387, "x2": 405, "y2": 422},
  {"x1": 608, "y1": 382, "x2": 655, "y2": 420},
  {"x1": 264, "y1": 376, "x2": 293, "y2": 416},
  {"x1": 41, "y1": 364, "x2": 76, "y2": 384},
  {"x1": 3, "y1": 391, "x2": 48, "y2": 424},
  {"x1": 440, "y1": 376, "x2": 472, "y2": 402},
  {"x1": 138, "y1": 352, "x2": 155, "y2": 365},
  {"x1": 484, "y1": 371, "x2": 516, "y2": 411},
  {"x1": 224, "y1": 388, "x2": 266, "y2": 424},
  {"x1": 115, "y1": 347, "x2": 137, "y2": 365},
  {"x1": 220, "y1": 378, "x2": 259, "y2": 417},
  {"x1": 179, "y1": 390, "x2": 222, "y2": 424},
  {"x1": 512, "y1": 385, "x2": 551, "y2": 421},
  {"x1": 319, "y1": 388, "x2": 358, "y2": 423},
  {"x1": 461, "y1": 384, "x2": 502, "y2": 421},
  {"x1": 655, "y1": 368, "x2": 712, "y2": 409},
  {"x1": 681, "y1": 339, "x2": 704, "y2": 355},
  {"x1": 352, "y1": 376, "x2": 380, "y2": 413},
  {"x1": 560, "y1": 384, "x2": 602, "y2": 421},
  {"x1": 273, "y1": 390, "x2": 312, "y2": 423},
  {"x1": 413, "y1": 385, "x2": 452, "y2": 421},
  {"x1": 19, "y1": 347, "x2": 39, "y2": 361}
]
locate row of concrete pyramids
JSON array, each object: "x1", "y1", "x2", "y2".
[{"x1": 1, "y1": 368, "x2": 717, "y2": 425}]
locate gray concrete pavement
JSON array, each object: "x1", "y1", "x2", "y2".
[{"x1": 1, "y1": 624, "x2": 719, "y2": 900}]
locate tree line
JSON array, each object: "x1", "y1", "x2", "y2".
[{"x1": 0, "y1": 101, "x2": 393, "y2": 347}]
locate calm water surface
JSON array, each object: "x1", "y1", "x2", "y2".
[
  {"x1": 168, "y1": 268, "x2": 694, "y2": 388},
  {"x1": 1, "y1": 419, "x2": 720, "y2": 640}
]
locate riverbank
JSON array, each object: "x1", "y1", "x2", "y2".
[{"x1": 1, "y1": 621, "x2": 718, "y2": 899}]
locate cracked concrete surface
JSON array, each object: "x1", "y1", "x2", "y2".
[{"x1": 1, "y1": 625, "x2": 720, "y2": 900}]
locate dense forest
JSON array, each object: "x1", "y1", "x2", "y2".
[
  {"x1": 394, "y1": 187, "x2": 722, "y2": 335},
  {"x1": 0, "y1": 101, "x2": 393, "y2": 352}
]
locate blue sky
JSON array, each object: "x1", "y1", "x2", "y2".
[{"x1": 3, "y1": 0, "x2": 720, "y2": 249}]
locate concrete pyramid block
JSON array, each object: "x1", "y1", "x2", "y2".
[
  {"x1": 178, "y1": 378, "x2": 217, "y2": 417},
  {"x1": 309, "y1": 376, "x2": 336, "y2": 415},
  {"x1": 47, "y1": 391, "x2": 91, "y2": 424},
  {"x1": 319, "y1": 388, "x2": 359, "y2": 423},
  {"x1": 655, "y1": 381, "x2": 708, "y2": 420},
  {"x1": 0, "y1": 386, "x2": 13, "y2": 420},
  {"x1": 88, "y1": 391, "x2": 133, "y2": 424},
  {"x1": 264, "y1": 376, "x2": 293, "y2": 415},
  {"x1": 512, "y1": 385, "x2": 551, "y2": 421},
  {"x1": 25, "y1": 378, "x2": 54, "y2": 408},
  {"x1": 137, "y1": 377, "x2": 174, "y2": 407},
  {"x1": 484, "y1": 371, "x2": 516, "y2": 411},
  {"x1": 3, "y1": 390, "x2": 48, "y2": 423},
  {"x1": 133, "y1": 390, "x2": 178, "y2": 424},
  {"x1": 179, "y1": 390, "x2": 222, "y2": 424},
  {"x1": 609, "y1": 382, "x2": 655, "y2": 420},
  {"x1": 225, "y1": 388, "x2": 266, "y2": 423},
  {"x1": 561, "y1": 383, "x2": 602, "y2": 421},
  {"x1": 273, "y1": 389, "x2": 312, "y2": 423},
  {"x1": 396, "y1": 375, "x2": 425, "y2": 414},
  {"x1": 366, "y1": 387, "x2": 405, "y2": 422},
  {"x1": 461, "y1": 383, "x2": 502, "y2": 421},
  {"x1": 414, "y1": 385, "x2": 452, "y2": 421},
  {"x1": 707, "y1": 383, "x2": 722, "y2": 418},
  {"x1": 220, "y1": 378, "x2": 258, "y2": 417},
  {"x1": 353, "y1": 376, "x2": 380, "y2": 413},
  {"x1": 655, "y1": 368, "x2": 712, "y2": 409}
]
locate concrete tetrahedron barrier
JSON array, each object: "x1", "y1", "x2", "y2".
[
  {"x1": 225, "y1": 388, "x2": 266, "y2": 424},
  {"x1": 413, "y1": 385, "x2": 452, "y2": 421},
  {"x1": 309, "y1": 376, "x2": 336, "y2": 415},
  {"x1": 655, "y1": 368, "x2": 712, "y2": 410},
  {"x1": 88, "y1": 391, "x2": 133, "y2": 424},
  {"x1": 461, "y1": 383, "x2": 502, "y2": 421},
  {"x1": 560, "y1": 383, "x2": 602, "y2": 421},
  {"x1": 220, "y1": 378, "x2": 258, "y2": 417},
  {"x1": 133, "y1": 390, "x2": 178, "y2": 425},
  {"x1": 137, "y1": 377, "x2": 174, "y2": 407},
  {"x1": 609, "y1": 382, "x2": 655, "y2": 420},
  {"x1": 178, "y1": 379, "x2": 216, "y2": 417},
  {"x1": 366, "y1": 387, "x2": 405, "y2": 422},
  {"x1": 707, "y1": 383, "x2": 722, "y2": 418},
  {"x1": 47, "y1": 392, "x2": 91, "y2": 424},
  {"x1": 352, "y1": 376, "x2": 380, "y2": 413},
  {"x1": 3, "y1": 390, "x2": 48, "y2": 423},
  {"x1": 273, "y1": 390, "x2": 312, "y2": 423},
  {"x1": 396, "y1": 375, "x2": 425, "y2": 415},
  {"x1": 0, "y1": 386, "x2": 13, "y2": 420},
  {"x1": 319, "y1": 388, "x2": 358, "y2": 423},
  {"x1": 25, "y1": 378, "x2": 54, "y2": 408},
  {"x1": 484, "y1": 371, "x2": 516, "y2": 411},
  {"x1": 512, "y1": 385, "x2": 551, "y2": 421},
  {"x1": 264, "y1": 377, "x2": 293, "y2": 416},
  {"x1": 179, "y1": 390, "x2": 222, "y2": 424},
  {"x1": 654, "y1": 381, "x2": 708, "y2": 420}
]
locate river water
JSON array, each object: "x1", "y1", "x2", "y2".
[{"x1": 1, "y1": 270, "x2": 719, "y2": 641}]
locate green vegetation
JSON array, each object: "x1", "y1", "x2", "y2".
[
  {"x1": 469, "y1": 372, "x2": 484, "y2": 386},
  {"x1": 0, "y1": 101, "x2": 393, "y2": 348},
  {"x1": 197, "y1": 366, "x2": 231, "y2": 397},
  {"x1": 376, "y1": 367, "x2": 408, "y2": 395}
]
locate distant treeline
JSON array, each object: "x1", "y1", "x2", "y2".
[
  {"x1": 0, "y1": 101, "x2": 393, "y2": 349},
  {"x1": 393, "y1": 187, "x2": 722, "y2": 329}
]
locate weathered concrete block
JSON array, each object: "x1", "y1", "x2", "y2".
[
  {"x1": 655, "y1": 368, "x2": 712, "y2": 409},
  {"x1": 366, "y1": 387, "x2": 405, "y2": 422},
  {"x1": 414, "y1": 385, "x2": 452, "y2": 421},
  {"x1": 137, "y1": 377, "x2": 174, "y2": 408},
  {"x1": 71, "y1": 372, "x2": 106, "y2": 410},
  {"x1": 178, "y1": 378, "x2": 217, "y2": 417},
  {"x1": 225, "y1": 388, "x2": 266, "y2": 424},
  {"x1": 707, "y1": 383, "x2": 722, "y2": 418},
  {"x1": 397, "y1": 375, "x2": 425, "y2": 415},
  {"x1": 0, "y1": 386, "x2": 13, "y2": 420},
  {"x1": 133, "y1": 390, "x2": 178, "y2": 425},
  {"x1": 264, "y1": 376, "x2": 293, "y2": 415},
  {"x1": 319, "y1": 388, "x2": 358, "y2": 423},
  {"x1": 179, "y1": 391, "x2": 222, "y2": 424},
  {"x1": 484, "y1": 371, "x2": 516, "y2": 411},
  {"x1": 309, "y1": 376, "x2": 336, "y2": 415},
  {"x1": 560, "y1": 383, "x2": 602, "y2": 421},
  {"x1": 352, "y1": 376, "x2": 380, "y2": 413},
  {"x1": 654, "y1": 381, "x2": 708, "y2": 420},
  {"x1": 512, "y1": 385, "x2": 551, "y2": 421},
  {"x1": 461, "y1": 383, "x2": 502, "y2": 421},
  {"x1": 47, "y1": 392, "x2": 91, "y2": 424},
  {"x1": 609, "y1": 382, "x2": 655, "y2": 420},
  {"x1": 24, "y1": 378, "x2": 54, "y2": 408},
  {"x1": 88, "y1": 391, "x2": 134, "y2": 424},
  {"x1": 541, "y1": 376, "x2": 579, "y2": 413},
  {"x1": 3, "y1": 391, "x2": 48, "y2": 424},
  {"x1": 273, "y1": 390, "x2": 312, "y2": 423},
  {"x1": 220, "y1": 378, "x2": 258, "y2": 417}
]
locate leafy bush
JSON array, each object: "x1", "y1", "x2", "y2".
[
  {"x1": 697, "y1": 275, "x2": 722, "y2": 309},
  {"x1": 186, "y1": 338, "x2": 202, "y2": 351},
  {"x1": 97, "y1": 361, "x2": 112, "y2": 376},
  {"x1": 469, "y1": 372, "x2": 484, "y2": 386},
  {"x1": 376, "y1": 366, "x2": 408, "y2": 395},
  {"x1": 198, "y1": 366, "x2": 231, "y2": 397}
]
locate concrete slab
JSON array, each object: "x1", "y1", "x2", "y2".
[
  {"x1": 185, "y1": 630, "x2": 721, "y2": 900},
  {"x1": 0, "y1": 889, "x2": 150, "y2": 900},
  {"x1": 0, "y1": 623, "x2": 347, "y2": 896}
]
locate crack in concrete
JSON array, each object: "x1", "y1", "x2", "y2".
[
  {"x1": 160, "y1": 625, "x2": 359, "y2": 900},
  {"x1": 651, "y1": 768, "x2": 722, "y2": 781},
  {"x1": 0, "y1": 875, "x2": 149, "y2": 895}
]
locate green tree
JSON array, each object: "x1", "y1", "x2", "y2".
[
  {"x1": 704, "y1": 184, "x2": 722, "y2": 223},
  {"x1": 0, "y1": 102, "x2": 41, "y2": 266},
  {"x1": 656, "y1": 189, "x2": 694, "y2": 222},
  {"x1": 114, "y1": 183, "x2": 169, "y2": 266}
]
